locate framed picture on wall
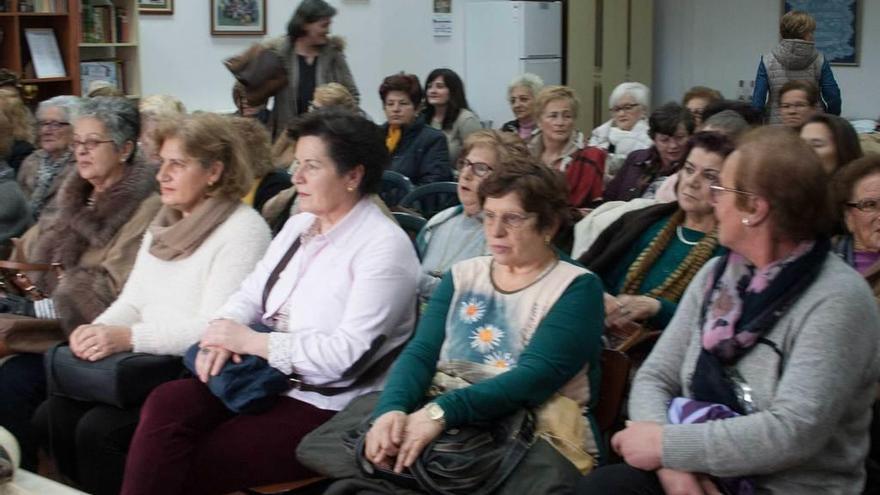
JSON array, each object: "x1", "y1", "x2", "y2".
[
  {"x1": 138, "y1": 0, "x2": 173, "y2": 15},
  {"x1": 782, "y1": 0, "x2": 860, "y2": 66},
  {"x1": 211, "y1": 0, "x2": 267, "y2": 36}
]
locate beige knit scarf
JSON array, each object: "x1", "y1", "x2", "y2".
[{"x1": 149, "y1": 196, "x2": 239, "y2": 261}]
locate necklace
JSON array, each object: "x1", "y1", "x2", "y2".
[{"x1": 676, "y1": 225, "x2": 699, "y2": 246}]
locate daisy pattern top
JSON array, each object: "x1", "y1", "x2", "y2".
[{"x1": 374, "y1": 253, "x2": 605, "y2": 430}]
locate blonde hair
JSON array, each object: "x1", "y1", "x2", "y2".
[
  {"x1": 0, "y1": 111, "x2": 14, "y2": 156},
  {"x1": 153, "y1": 113, "x2": 253, "y2": 200},
  {"x1": 780, "y1": 10, "x2": 816, "y2": 40},
  {"x1": 313, "y1": 82, "x2": 357, "y2": 111},
  {"x1": 459, "y1": 129, "x2": 530, "y2": 164},
  {"x1": 139, "y1": 94, "x2": 186, "y2": 120},
  {"x1": 271, "y1": 133, "x2": 297, "y2": 170},
  {"x1": 534, "y1": 85, "x2": 580, "y2": 120},
  {"x1": 227, "y1": 116, "x2": 274, "y2": 178},
  {"x1": 0, "y1": 87, "x2": 35, "y2": 143}
]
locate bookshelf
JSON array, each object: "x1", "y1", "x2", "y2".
[
  {"x1": 79, "y1": 0, "x2": 140, "y2": 97},
  {"x1": 0, "y1": 0, "x2": 141, "y2": 102}
]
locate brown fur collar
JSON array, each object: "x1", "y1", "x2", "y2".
[{"x1": 32, "y1": 155, "x2": 157, "y2": 271}]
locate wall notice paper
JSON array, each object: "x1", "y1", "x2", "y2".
[
  {"x1": 24, "y1": 28, "x2": 66, "y2": 78},
  {"x1": 433, "y1": 0, "x2": 452, "y2": 37}
]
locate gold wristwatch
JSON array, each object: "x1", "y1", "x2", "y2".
[{"x1": 424, "y1": 402, "x2": 446, "y2": 427}]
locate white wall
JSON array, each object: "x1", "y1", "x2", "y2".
[
  {"x1": 653, "y1": 0, "x2": 880, "y2": 119},
  {"x1": 140, "y1": 0, "x2": 476, "y2": 118}
]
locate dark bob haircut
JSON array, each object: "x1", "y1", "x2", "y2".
[
  {"x1": 478, "y1": 156, "x2": 570, "y2": 235},
  {"x1": 378, "y1": 73, "x2": 422, "y2": 107},
  {"x1": 287, "y1": 108, "x2": 388, "y2": 196},
  {"x1": 287, "y1": 0, "x2": 337, "y2": 40},
  {"x1": 648, "y1": 101, "x2": 695, "y2": 140},
  {"x1": 682, "y1": 131, "x2": 736, "y2": 164},
  {"x1": 421, "y1": 68, "x2": 471, "y2": 131}
]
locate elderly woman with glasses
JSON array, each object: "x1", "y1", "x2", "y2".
[
  {"x1": 577, "y1": 127, "x2": 880, "y2": 495},
  {"x1": 501, "y1": 73, "x2": 544, "y2": 141},
  {"x1": 577, "y1": 132, "x2": 730, "y2": 352},
  {"x1": 365, "y1": 158, "x2": 605, "y2": 492},
  {"x1": 16, "y1": 96, "x2": 81, "y2": 220},
  {"x1": 589, "y1": 82, "x2": 653, "y2": 181},
  {"x1": 416, "y1": 130, "x2": 529, "y2": 303},
  {"x1": 0, "y1": 97, "x2": 161, "y2": 472}
]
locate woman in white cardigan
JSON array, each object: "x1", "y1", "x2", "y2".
[{"x1": 37, "y1": 113, "x2": 271, "y2": 495}]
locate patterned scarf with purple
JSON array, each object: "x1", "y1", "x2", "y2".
[{"x1": 667, "y1": 238, "x2": 829, "y2": 495}]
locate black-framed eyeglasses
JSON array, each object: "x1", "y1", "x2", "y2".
[
  {"x1": 69, "y1": 139, "x2": 114, "y2": 152},
  {"x1": 456, "y1": 158, "x2": 493, "y2": 177},
  {"x1": 38, "y1": 120, "x2": 70, "y2": 130},
  {"x1": 847, "y1": 198, "x2": 880, "y2": 213},
  {"x1": 610, "y1": 103, "x2": 640, "y2": 113},
  {"x1": 483, "y1": 210, "x2": 535, "y2": 229},
  {"x1": 708, "y1": 184, "x2": 755, "y2": 202}
]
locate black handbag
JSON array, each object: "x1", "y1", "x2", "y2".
[{"x1": 45, "y1": 343, "x2": 184, "y2": 409}]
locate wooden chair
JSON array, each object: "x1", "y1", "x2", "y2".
[
  {"x1": 593, "y1": 348, "x2": 632, "y2": 463},
  {"x1": 246, "y1": 476, "x2": 328, "y2": 494}
]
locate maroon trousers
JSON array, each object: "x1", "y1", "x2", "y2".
[{"x1": 120, "y1": 378, "x2": 335, "y2": 495}]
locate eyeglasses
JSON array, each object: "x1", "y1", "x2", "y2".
[
  {"x1": 847, "y1": 198, "x2": 880, "y2": 213},
  {"x1": 483, "y1": 210, "x2": 535, "y2": 229},
  {"x1": 38, "y1": 120, "x2": 70, "y2": 130},
  {"x1": 708, "y1": 184, "x2": 756, "y2": 202},
  {"x1": 610, "y1": 103, "x2": 640, "y2": 113},
  {"x1": 780, "y1": 102, "x2": 811, "y2": 110},
  {"x1": 69, "y1": 139, "x2": 114, "y2": 152},
  {"x1": 456, "y1": 158, "x2": 493, "y2": 177}
]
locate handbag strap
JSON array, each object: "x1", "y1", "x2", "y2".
[
  {"x1": 261, "y1": 236, "x2": 302, "y2": 314},
  {"x1": 293, "y1": 340, "x2": 407, "y2": 396}
]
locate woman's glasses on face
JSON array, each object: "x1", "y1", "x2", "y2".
[
  {"x1": 847, "y1": 198, "x2": 880, "y2": 213},
  {"x1": 456, "y1": 158, "x2": 493, "y2": 178},
  {"x1": 708, "y1": 184, "x2": 756, "y2": 204},
  {"x1": 610, "y1": 103, "x2": 640, "y2": 113},
  {"x1": 69, "y1": 138, "x2": 114, "y2": 152},
  {"x1": 483, "y1": 210, "x2": 535, "y2": 229},
  {"x1": 38, "y1": 120, "x2": 70, "y2": 131}
]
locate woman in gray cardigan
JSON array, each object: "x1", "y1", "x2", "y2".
[{"x1": 577, "y1": 127, "x2": 880, "y2": 494}]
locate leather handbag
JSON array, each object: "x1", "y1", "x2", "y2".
[
  {"x1": 605, "y1": 319, "x2": 661, "y2": 353},
  {"x1": 0, "y1": 260, "x2": 63, "y2": 301},
  {"x1": 224, "y1": 43, "x2": 288, "y2": 106},
  {"x1": 45, "y1": 344, "x2": 184, "y2": 409}
]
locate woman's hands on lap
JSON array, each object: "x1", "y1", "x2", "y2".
[
  {"x1": 194, "y1": 346, "x2": 241, "y2": 383},
  {"x1": 365, "y1": 411, "x2": 408, "y2": 469},
  {"x1": 604, "y1": 293, "x2": 661, "y2": 329},
  {"x1": 394, "y1": 408, "x2": 444, "y2": 473},
  {"x1": 611, "y1": 421, "x2": 663, "y2": 471},
  {"x1": 69, "y1": 324, "x2": 132, "y2": 361},
  {"x1": 657, "y1": 468, "x2": 722, "y2": 495}
]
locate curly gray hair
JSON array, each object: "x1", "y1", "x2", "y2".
[
  {"x1": 74, "y1": 96, "x2": 140, "y2": 163},
  {"x1": 36, "y1": 95, "x2": 82, "y2": 123},
  {"x1": 507, "y1": 73, "x2": 544, "y2": 97}
]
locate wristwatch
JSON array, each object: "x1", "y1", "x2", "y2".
[{"x1": 424, "y1": 402, "x2": 446, "y2": 427}]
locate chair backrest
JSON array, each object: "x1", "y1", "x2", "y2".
[
  {"x1": 594, "y1": 349, "x2": 632, "y2": 434},
  {"x1": 380, "y1": 170, "x2": 415, "y2": 208},
  {"x1": 399, "y1": 182, "x2": 460, "y2": 220},
  {"x1": 392, "y1": 211, "x2": 427, "y2": 256}
]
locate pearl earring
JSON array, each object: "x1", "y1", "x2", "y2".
[
  {"x1": 741, "y1": 218, "x2": 750, "y2": 225},
  {"x1": 347, "y1": 186, "x2": 355, "y2": 192},
  {"x1": 544, "y1": 234, "x2": 552, "y2": 246}
]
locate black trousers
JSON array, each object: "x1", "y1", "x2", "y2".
[
  {"x1": 34, "y1": 395, "x2": 140, "y2": 495},
  {"x1": 0, "y1": 353, "x2": 46, "y2": 471},
  {"x1": 575, "y1": 463, "x2": 664, "y2": 495}
]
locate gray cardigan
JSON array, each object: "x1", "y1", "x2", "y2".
[{"x1": 630, "y1": 253, "x2": 880, "y2": 494}]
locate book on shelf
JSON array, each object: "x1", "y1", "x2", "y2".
[
  {"x1": 80, "y1": 2, "x2": 129, "y2": 43},
  {"x1": 19, "y1": 0, "x2": 68, "y2": 13},
  {"x1": 80, "y1": 59, "x2": 124, "y2": 96}
]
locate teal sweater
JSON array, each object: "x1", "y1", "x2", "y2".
[
  {"x1": 373, "y1": 258, "x2": 604, "y2": 428},
  {"x1": 605, "y1": 217, "x2": 724, "y2": 328}
]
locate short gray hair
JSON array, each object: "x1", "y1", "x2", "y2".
[
  {"x1": 702, "y1": 110, "x2": 749, "y2": 139},
  {"x1": 74, "y1": 97, "x2": 140, "y2": 163},
  {"x1": 36, "y1": 95, "x2": 82, "y2": 123},
  {"x1": 508, "y1": 73, "x2": 544, "y2": 97},
  {"x1": 609, "y1": 81, "x2": 650, "y2": 109}
]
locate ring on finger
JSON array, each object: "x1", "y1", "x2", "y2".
[{"x1": 199, "y1": 348, "x2": 211, "y2": 355}]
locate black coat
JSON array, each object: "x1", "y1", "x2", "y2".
[{"x1": 384, "y1": 119, "x2": 452, "y2": 186}]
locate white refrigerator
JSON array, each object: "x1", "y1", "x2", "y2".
[{"x1": 464, "y1": 1, "x2": 563, "y2": 129}]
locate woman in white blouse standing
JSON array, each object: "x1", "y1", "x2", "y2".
[
  {"x1": 120, "y1": 108, "x2": 421, "y2": 495},
  {"x1": 37, "y1": 113, "x2": 272, "y2": 495}
]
